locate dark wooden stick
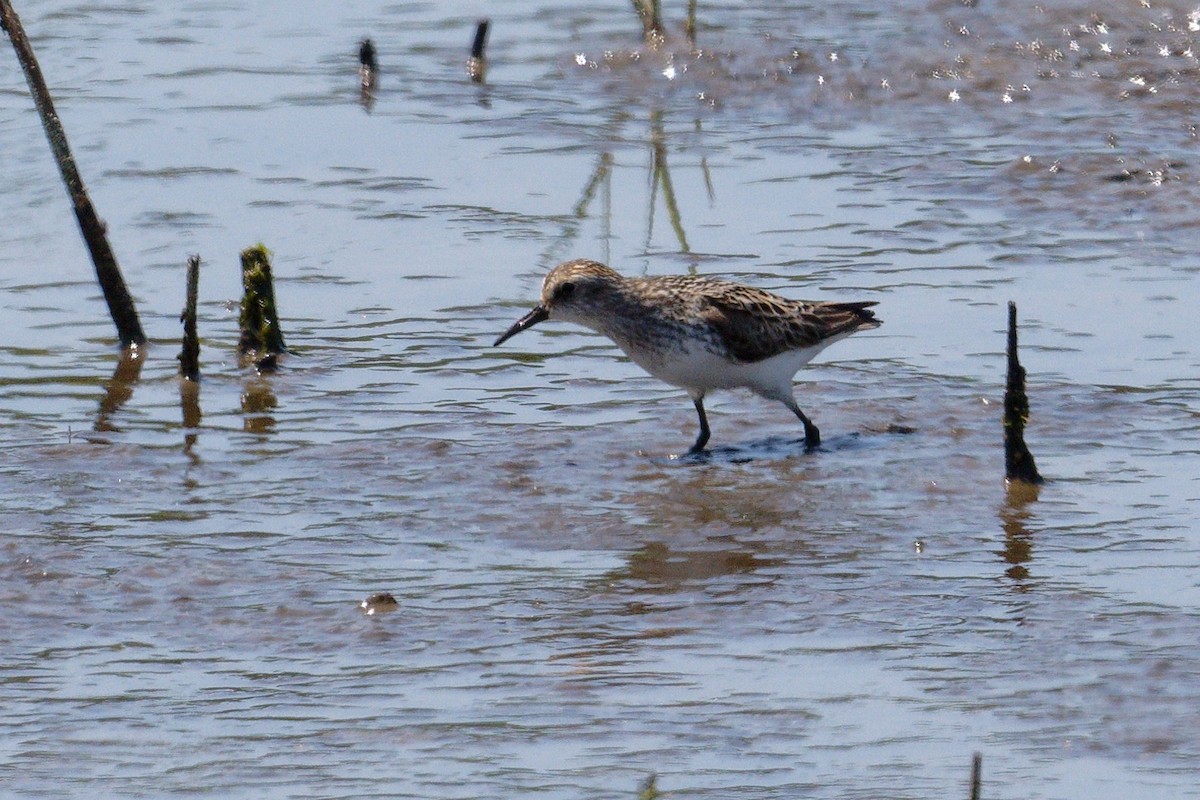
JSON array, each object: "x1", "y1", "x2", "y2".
[
  {"x1": 969, "y1": 752, "x2": 982, "y2": 800},
  {"x1": 471, "y1": 20, "x2": 489, "y2": 60},
  {"x1": 1004, "y1": 302, "x2": 1043, "y2": 484},
  {"x1": 468, "y1": 20, "x2": 489, "y2": 83},
  {"x1": 1, "y1": 0, "x2": 145, "y2": 347},
  {"x1": 358, "y1": 38, "x2": 377, "y2": 92},
  {"x1": 178, "y1": 255, "x2": 201, "y2": 381}
]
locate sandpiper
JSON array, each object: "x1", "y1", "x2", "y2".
[{"x1": 494, "y1": 259, "x2": 880, "y2": 454}]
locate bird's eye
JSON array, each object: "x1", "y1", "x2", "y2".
[{"x1": 556, "y1": 281, "x2": 576, "y2": 300}]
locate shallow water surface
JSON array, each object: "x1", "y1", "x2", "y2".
[{"x1": 2, "y1": 1, "x2": 1200, "y2": 797}]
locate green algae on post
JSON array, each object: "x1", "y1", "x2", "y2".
[
  {"x1": 636, "y1": 774, "x2": 661, "y2": 800},
  {"x1": 1, "y1": 0, "x2": 145, "y2": 347},
  {"x1": 178, "y1": 255, "x2": 201, "y2": 382},
  {"x1": 1004, "y1": 302, "x2": 1043, "y2": 485},
  {"x1": 238, "y1": 244, "x2": 287, "y2": 370}
]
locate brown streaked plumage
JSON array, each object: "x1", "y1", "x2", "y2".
[{"x1": 494, "y1": 258, "x2": 880, "y2": 454}]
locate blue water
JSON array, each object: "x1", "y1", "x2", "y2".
[{"x1": 2, "y1": 1, "x2": 1199, "y2": 797}]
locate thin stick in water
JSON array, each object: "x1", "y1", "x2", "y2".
[
  {"x1": 359, "y1": 38, "x2": 377, "y2": 92},
  {"x1": 468, "y1": 19, "x2": 489, "y2": 83},
  {"x1": 1, "y1": 0, "x2": 146, "y2": 347},
  {"x1": 178, "y1": 255, "x2": 201, "y2": 382},
  {"x1": 969, "y1": 752, "x2": 982, "y2": 800},
  {"x1": 1004, "y1": 302, "x2": 1043, "y2": 484}
]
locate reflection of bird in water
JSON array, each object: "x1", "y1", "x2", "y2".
[{"x1": 495, "y1": 259, "x2": 881, "y2": 454}]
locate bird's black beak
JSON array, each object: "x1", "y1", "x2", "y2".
[{"x1": 493, "y1": 305, "x2": 549, "y2": 346}]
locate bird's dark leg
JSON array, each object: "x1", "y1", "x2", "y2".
[
  {"x1": 786, "y1": 399, "x2": 820, "y2": 449},
  {"x1": 688, "y1": 395, "x2": 711, "y2": 454}
]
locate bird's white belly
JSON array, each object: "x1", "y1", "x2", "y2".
[{"x1": 621, "y1": 339, "x2": 839, "y2": 396}]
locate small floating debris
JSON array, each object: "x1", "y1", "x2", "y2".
[{"x1": 360, "y1": 592, "x2": 399, "y2": 616}]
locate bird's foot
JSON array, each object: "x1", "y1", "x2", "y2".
[{"x1": 803, "y1": 424, "x2": 821, "y2": 450}]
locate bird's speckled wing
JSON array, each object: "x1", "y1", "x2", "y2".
[{"x1": 691, "y1": 280, "x2": 879, "y2": 363}]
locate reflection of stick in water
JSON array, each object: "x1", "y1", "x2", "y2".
[
  {"x1": 1, "y1": 0, "x2": 145, "y2": 347},
  {"x1": 573, "y1": 152, "x2": 613, "y2": 218},
  {"x1": 241, "y1": 379, "x2": 278, "y2": 435},
  {"x1": 696, "y1": 119, "x2": 715, "y2": 203},
  {"x1": 1004, "y1": 301, "x2": 1042, "y2": 485},
  {"x1": 238, "y1": 245, "x2": 287, "y2": 372},
  {"x1": 647, "y1": 109, "x2": 690, "y2": 254},
  {"x1": 180, "y1": 379, "x2": 201, "y2": 454},
  {"x1": 630, "y1": 0, "x2": 664, "y2": 44},
  {"x1": 95, "y1": 347, "x2": 144, "y2": 432},
  {"x1": 541, "y1": 151, "x2": 613, "y2": 267}
]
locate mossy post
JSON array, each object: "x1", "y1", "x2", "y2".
[
  {"x1": 1004, "y1": 302, "x2": 1043, "y2": 485},
  {"x1": 178, "y1": 255, "x2": 201, "y2": 381},
  {"x1": 969, "y1": 752, "x2": 982, "y2": 800},
  {"x1": 637, "y1": 774, "x2": 661, "y2": 800},
  {"x1": 1, "y1": 0, "x2": 145, "y2": 347},
  {"x1": 238, "y1": 245, "x2": 286, "y2": 371}
]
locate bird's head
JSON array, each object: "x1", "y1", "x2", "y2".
[{"x1": 493, "y1": 259, "x2": 623, "y2": 346}]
